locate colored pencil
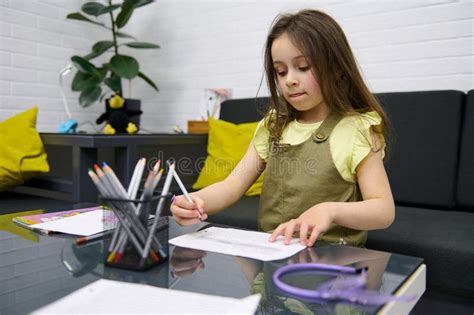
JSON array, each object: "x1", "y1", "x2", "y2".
[
  {"x1": 114, "y1": 163, "x2": 164, "y2": 262},
  {"x1": 87, "y1": 168, "x2": 145, "y2": 257},
  {"x1": 141, "y1": 162, "x2": 175, "y2": 262},
  {"x1": 75, "y1": 229, "x2": 114, "y2": 245},
  {"x1": 169, "y1": 161, "x2": 203, "y2": 221},
  {"x1": 101, "y1": 161, "x2": 164, "y2": 261}
]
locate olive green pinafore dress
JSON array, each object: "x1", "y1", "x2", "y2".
[{"x1": 258, "y1": 113, "x2": 367, "y2": 247}]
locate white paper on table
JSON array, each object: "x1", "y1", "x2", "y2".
[
  {"x1": 169, "y1": 226, "x2": 305, "y2": 261},
  {"x1": 32, "y1": 279, "x2": 261, "y2": 315},
  {"x1": 30, "y1": 209, "x2": 117, "y2": 236}
]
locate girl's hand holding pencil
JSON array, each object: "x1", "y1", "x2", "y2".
[
  {"x1": 171, "y1": 194, "x2": 207, "y2": 226},
  {"x1": 168, "y1": 160, "x2": 207, "y2": 225}
]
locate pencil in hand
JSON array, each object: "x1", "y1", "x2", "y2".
[{"x1": 168, "y1": 161, "x2": 204, "y2": 221}]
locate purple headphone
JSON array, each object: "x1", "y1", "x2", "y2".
[{"x1": 273, "y1": 263, "x2": 415, "y2": 305}]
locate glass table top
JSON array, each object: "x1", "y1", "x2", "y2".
[{"x1": 0, "y1": 199, "x2": 423, "y2": 315}]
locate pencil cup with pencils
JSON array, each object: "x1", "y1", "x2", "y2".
[
  {"x1": 100, "y1": 192, "x2": 171, "y2": 271},
  {"x1": 88, "y1": 159, "x2": 194, "y2": 271}
]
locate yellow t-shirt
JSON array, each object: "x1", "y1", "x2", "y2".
[{"x1": 253, "y1": 111, "x2": 385, "y2": 183}]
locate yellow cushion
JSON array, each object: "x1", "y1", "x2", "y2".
[
  {"x1": 193, "y1": 118, "x2": 264, "y2": 196},
  {"x1": 0, "y1": 107, "x2": 50, "y2": 191}
]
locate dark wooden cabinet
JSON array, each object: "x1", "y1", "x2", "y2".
[{"x1": 12, "y1": 133, "x2": 208, "y2": 202}]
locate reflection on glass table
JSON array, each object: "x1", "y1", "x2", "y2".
[
  {"x1": 0, "y1": 214, "x2": 423, "y2": 314},
  {"x1": 169, "y1": 238, "x2": 421, "y2": 314}
]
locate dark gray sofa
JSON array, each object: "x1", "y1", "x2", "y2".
[
  {"x1": 207, "y1": 90, "x2": 474, "y2": 298},
  {"x1": 2, "y1": 90, "x2": 472, "y2": 299}
]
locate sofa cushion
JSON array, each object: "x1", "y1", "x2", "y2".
[
  {"x1": 192, "y1": 118, "x2": 264, "y2": 196},
  {"x1": 219, "y1": 97, "x2": 268, "y2": 124},
  {"x1": 456, "y1": 90, "x2": 474, "y2": 210},
  {"x1": 0, "y1": 107, "x2": 50, "y2": 192},
  {"x1": 367, "y1": 205, "x2": 474, "y2": 295},
  {"x1": 208, "y1": 196, "x2": 259, "y2": 230},
  {"x1": 375, "y1": 90, "x2": 464, "y2": 208}
]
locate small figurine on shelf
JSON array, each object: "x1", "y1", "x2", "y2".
[{"x1": 96, "y1": 95, "x2": 142, "y2": 135}]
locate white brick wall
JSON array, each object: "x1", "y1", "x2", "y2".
[
  {"x1": 0, "y1": 0, "x2": 472, "y2": 133},
  {"x1": 0, "y1": 0, "x2": 105, "y2": 130}
]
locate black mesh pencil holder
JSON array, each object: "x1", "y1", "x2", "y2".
[{"x1": 99, "y1": 192, "x2": 172, "y2": 271}]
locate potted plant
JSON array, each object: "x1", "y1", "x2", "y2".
[{"x1": 66, "y1": 0, "x2": 159, "y2": 133}]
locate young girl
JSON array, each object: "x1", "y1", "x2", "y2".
[{"x1": 171, "y1": 9, "x2": 395, "y2": 248}]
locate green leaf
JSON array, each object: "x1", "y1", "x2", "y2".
[
  {"x1": 83, "y1": 51, "x2": 102, "y2": 60},
  {"x1": 81, "y1": 2, "x2": 105, "y2": 16},
  {"x1": 104, "y1": 75, "x2": 122, "y2": 93},
  {"x1": 115, "y1": 0, "x2": 154, "y2": 30},
  {"x1": 66, "y1": 12, "x2": 104, "y2": 26},
  {"x1": 72, "y1": 71, "x2": 88, "y2": 91},
  {"x1": 71, "y1": 71, "x2": 102, "y2": 92},
  {"x1": 139, "y1": 0, "x2": 154, "y2": 8},
  {"x1": 124, "y1": 42, "x2": 160, "y2": 49},
  {"x1": 97, "y1": 67, "x2": 108, "y2": 80},
  {"x1": 92, "y1": 40, "x2": 114, "y2": 55},
  {"x1": 116, "y1": 32, "x2": 136, "y2": 39},
  {"x1": 110, "y1": 55, "x2": 139, "y2": 80},
  {"x1": 71, "y1": 56, "x2": 101, "y2": 77},
  {"x1": 98, "y1": 4, "x2": 121, "y2": 15},
  {"x1": 133, "y1": 0, "x2": 155, "y2": 8},
  {"x1": 116, "y1": 1, "x2": 136, "y2": 29},
  {"x1": 138, "y1": 72, "x2": 158, "y2": 91},
  {"x1": 79, "y1": 86, "x2": 102, "y2": 107}
]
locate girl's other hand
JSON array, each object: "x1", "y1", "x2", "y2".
[
  {"x1": 170, "y1": 247, "x2": 206, "y2": 278},
  {"x1": 288, "y1": 247, "x2": 319, "y2": 264},
  {"x1": 170, "y1": 194, "x2": 207, "y2": 226},
  {"x1": 268, "y1": 204, "x2": 333, "y2": 247}
]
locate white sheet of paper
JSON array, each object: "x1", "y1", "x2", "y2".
[
  {"x1": 169, "y1": 226, "x2": 305, "y2": 261},
  {"x1": 32, "y1": 279, "x2": 261, "y2": 315},
  {"x1": 30, "y1": 209, "x2": 117, "y2": 236}
]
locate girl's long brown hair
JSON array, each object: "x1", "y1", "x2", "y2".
[{"x1": 264, "y1": 9, "x2": 390, "y2": 151}]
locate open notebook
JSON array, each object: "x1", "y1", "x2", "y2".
[
  {"x1": 12, "y1": 206, "x2": 103, "y2": 235},
  {"x1": 28, "y1": 208, "x2": 117, "y2": 236}
]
